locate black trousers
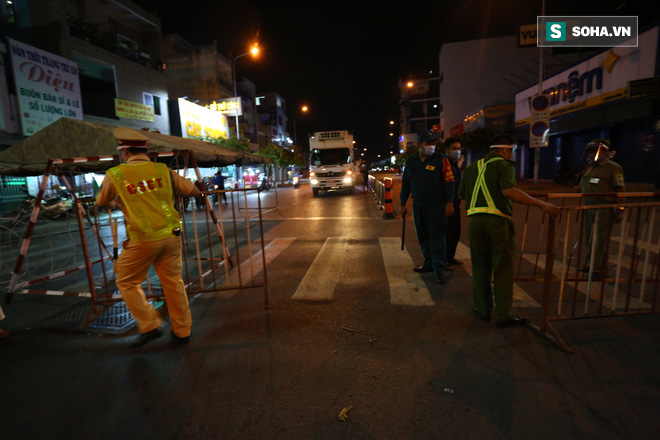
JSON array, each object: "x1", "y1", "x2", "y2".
[{"x1": 446, "y1": 211, "x2": 461, "y2": 261}]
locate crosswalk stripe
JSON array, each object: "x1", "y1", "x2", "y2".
[
  {"x1": 291, "y1": 237, "x2": 349, "y2": 301},
  {"x1": 220, "y1": 237, "x2": 295, "y2": 298},
  {"x1": 379, "y1": 238, "x2": 434, "y2": 306},
  {"x1": 455, "y1": 242, "x2": 539, "y2": 308}
]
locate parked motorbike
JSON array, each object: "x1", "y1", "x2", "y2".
[
  {"x1": 10, "y1": 188, "x2": 73, "y2": 226},
  {"x1": 292, "y1": 176, "x2": 300, "y2": 189}
]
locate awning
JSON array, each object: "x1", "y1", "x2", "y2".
[{"x1": 0, "y1": 117, "x2": 268, "y2": 176}]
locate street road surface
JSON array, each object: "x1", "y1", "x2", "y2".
[{"x1": 1, "y1": 177, "x2": 658, "y2": 440}]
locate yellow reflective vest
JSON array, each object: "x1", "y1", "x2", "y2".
[
  {"x1": 107, "y1": 161, "x2": 181, "y2": 242},
  {"x1": 466, "y1": 157, "x2": 513, "y2": 220}
]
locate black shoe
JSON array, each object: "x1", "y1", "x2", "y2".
[
  {"x1": 130, "y1": 328, "x2": 163, "y2": 348},
  {"x1": 170, "y1": 330, "x2": 190, "y2": 344},
  {"x1": 495, "y1": 316, "x2": 528, "y2": 328},
  {"x1": 412, "y1": 266, "x2": 434, "y2": 273},
  {"x1": 435, "y1": 275, "x2": 446, "y2": 285},
  {"x1": 448, "y1": 258, "x2": 463, "y2": 265},
  {"x1": 473, "y1": 309, "x2": 490, "y2": 322}
]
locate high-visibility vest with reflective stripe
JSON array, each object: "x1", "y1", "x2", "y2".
[
  {"x1": 107, "y1": 162, "x2": 181, "y2": 242},
  {"x1": 467, "y1": 157, "x2": 512, "y2": 220}
]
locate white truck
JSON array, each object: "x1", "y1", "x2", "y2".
[{"x1": 308, "y1": 130, "x2": 360, "y2": 196}]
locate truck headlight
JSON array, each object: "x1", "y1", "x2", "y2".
[
  {"x1": 311, "y1": 179, "x2": 319, "y2": 185},
  {"x1": 343, "y1": 177, "x2": 353, "y2": 184}
]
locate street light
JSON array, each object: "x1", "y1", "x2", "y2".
[
  {"x1": 293, "y1": 105, "x2": 308, "y2": 146},
  {"x1": 232, "y1": 43, "x2": 259, "y2": 139}
]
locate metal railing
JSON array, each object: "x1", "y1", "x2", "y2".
[
  {"x1": 3, "y1": 151, "x2": 269, "y2": 329},
  {"x1": 514, "y1": 192, "x2": 660, "y2": 352}
]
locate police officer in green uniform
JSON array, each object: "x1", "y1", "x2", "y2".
[
  {"x1": 400, "y1": 130, "x2": 455, "y2": 284},
  {"x1": 458, "y1": 134, "x2": 560, "y2": 327},
  {"x1": 579, "y1": 139, "x2": 625, "y2": 278}
]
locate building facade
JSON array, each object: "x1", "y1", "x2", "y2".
[
  {"x1": 256, "y1": 92, "x2": 289, "y2": 147},
  {"x1": 514, "y1": 25, "x2": 660, "y2": 186},
  {"x1": 0, "y1": 0, "x2": 170, "y2": 212},
  {"x1": 398, "y1": 72, "x2": 440, "y2": 140}
]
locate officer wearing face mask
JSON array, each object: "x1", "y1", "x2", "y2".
[
  {"x1": 444, "y1": 137, "x2": 464, "y2": 267},
  {"x1": 400, "y1": 130, "x2": 455, "y2": 284},
  {"x1": 458, "y1": 133, "x2": 559, "y2": 327},
  {"x1": 579, "y1": 139, "x2": 625, "y2": 279}
]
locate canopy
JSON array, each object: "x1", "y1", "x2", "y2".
[{"x1": 0, "y1": 117, "x2": 268, "y2": 176}]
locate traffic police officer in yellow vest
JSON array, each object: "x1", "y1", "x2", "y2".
[
  {"x1": 96, "y1": 127, "x2": 200, "y2": 348},
  {"x1": 579, "y1": 139, "x2": 625, "y2": 278},
  {"x1": 458, "y1": 134, "x2": 560, "y2": 327}
]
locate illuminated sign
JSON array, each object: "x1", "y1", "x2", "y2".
[
  {"x1": 8, "y1": 38, "x2": 83, "y2": 136},
  {"x1": 115, "y1": 98, "x2": 154, "y2": 122},
  {"x1": 178, "y1": 98, "x2": 228, "y2": 140},
  {"x1": 515, "y1": 25, "x2": 657, "y2": 126},
  {"x1": 206, "y1": 98, "x2": 242, "y2": 117},
  {"x1": 519, "y1": 24, "x2": 537, "y2": 47}
]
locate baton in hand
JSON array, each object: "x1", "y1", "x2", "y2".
[
  {"x1": 111, "y1": 216, "x2": 118, "y2": 273},
  {"x1": 401, "y1": 214, "x2": 406, "y2": 250}
]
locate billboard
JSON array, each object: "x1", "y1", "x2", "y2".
[
  {"x1": 178, "y1": 98, "x2": 228, "y2": 140},
  {"x1": 206, "y1": 98, "x2": 242, "y2": 117},
  {"x1": 515, "y1": 26, "x2": 657, "y2": 127},
  {"x1": 115, "y1": 98, "x2": 155, "y2": 122},
  {"x1": 8, "y1": 38, "x2": 83, "y2": 136}
]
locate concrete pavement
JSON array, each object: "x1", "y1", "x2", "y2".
[{"x1": 1, "y1": 180, "x2": 659, "y2": 439}]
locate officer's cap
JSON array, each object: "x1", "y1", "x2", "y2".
[
  {"x1": 418, "y1": 130, "x2": 438, "y2": 143},
  {"x1": 114, "y1": 127, "x2": 149, "y2": 150}
]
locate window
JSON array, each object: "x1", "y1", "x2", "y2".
[
  {"x1": 143, "y1": 93, "x2": 161, "y2": 115},
  {"x1": 74, "y1": 56, "x2": 117, "y2": 119},
  {"x1": 2, "y1": 0, "x2": 16, "y2": 24}
]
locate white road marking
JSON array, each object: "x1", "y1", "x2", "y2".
[
  {"x1": 291, "y1": 237, "x2": 349, "y2": 301},
  {"x1": 379, "y1": 238, "x2": 434, "y2": 306},
  {"x1": 219, "y1": 237, "x2": 295, "y2": 298}
]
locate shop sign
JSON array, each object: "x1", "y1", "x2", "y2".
[
  {"x1": 450, "y1": 123, "x2": 464, "y2": 136},
  {"x1": 206, "y1": 98, "x2": 242, "y2": 117},
  {"x1": 8, "y1": 38, "x2": 83, "y2": 136},
  {"x1": 515, "y1": 25, "x2": 658, "y2": 127},
  {"x1": 115, "y1": 98, "x2": 154, "y2": 122},
  {"x1": 178, "y1": 98, "x2": 228, "y2": 140},
  {"x1": 519, "y1": 24, "x2": 537, "y2": 47}
]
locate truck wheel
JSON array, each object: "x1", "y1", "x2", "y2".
[
  {"x1": 345, "y1": 185, "x2": 354, "y2": 194},
  {"x1": 313, "y1": 188, "x2": 320, "y2": 197}
]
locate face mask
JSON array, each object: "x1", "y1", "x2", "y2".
[
  {"x1": 423, "y1": 145, "x2": 435, "y2": 156},
  {"x1": 449, "y1": 150, "x2": 461, "y2": 161}
]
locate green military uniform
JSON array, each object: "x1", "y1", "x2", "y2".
[
  {"x1": 458, "y1": 152, "x2": 516, "y2": 322},
  {"x1": 580, "y1": 158, "x2": 625, "y2": 273}
]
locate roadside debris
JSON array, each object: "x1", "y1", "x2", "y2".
[{"x1": 337, "y1": 405, "x2": 355, "y2": 421}]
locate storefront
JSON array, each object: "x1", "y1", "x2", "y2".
[{"x1": 514, "y1": 25, "x2": 660, "y2": 186}]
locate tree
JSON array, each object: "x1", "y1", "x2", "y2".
[
  {"x1": 203, "y1": 136, "x2": 250, "y2": 152},
  {"x1": 256, "y1": 143, "x2": 306, "y2": 183}
]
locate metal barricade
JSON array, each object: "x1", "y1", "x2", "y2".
[
  {"x1": 3, "y1": 151, "x2": 269, "y2": 329},
  {"x1": 369, "y1": 175, "x2": 386, "y2": 210},
  {"x1": 514, "y1": 192, "x2": 660, "y2": 352}
]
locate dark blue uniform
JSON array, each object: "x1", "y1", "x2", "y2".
[{"x1": 400, "y1": 152, "x2": 455, "y2": 277}]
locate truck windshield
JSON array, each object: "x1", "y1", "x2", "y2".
[{"x1": 311, "y1": 148, "x2": 350, "y2": 166}]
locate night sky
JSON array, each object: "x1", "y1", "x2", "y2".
[{"x1": 156, "y1": 0, "x2": 659, "y2": 161}]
